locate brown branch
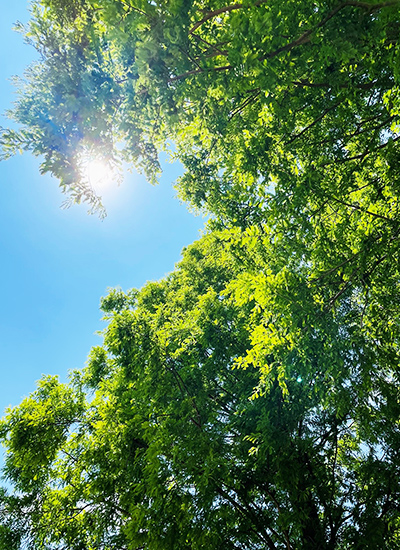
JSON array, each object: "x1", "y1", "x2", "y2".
[
  {"x1": 166, "y1": 361, "x2": 203, "y2": 427},
  {"x1": 177, "y1": 44, "x2": 203, "y2": 71},
  {"x1": 307, "y1": 116, "x2": 391, "y2": 149},
  {"x1": 338, "y1": 117, "x2": 392, "y2": 147},
  {"x1": 350, "y1": 115, "x2": 393, "y2": 138},
  {"x1": 214, "y1": 484, "x2": 278, "y2": 550},
  {"x1": 323, "y1": 227, "x2": 397, "y2": 307},
  {"x1": 258, "y1": 1, "x2": 355, "y2": 63},
  {"x1": 325, "y1": 277, "x2": 355, "y2": 309},
  {"x1": 183, "y1": 4, "x2": 326, "y2": 81},
  {"x1": 327, "y1": 134, "x2": 400, "y2": 165},
  {"x1": 229, "y1": 90, "x2": 261, "y2": 119},
  {"x1": 263, "y1": 486, "x2": 293, "y2": 550},
  {"x1": 344, "y1": 0, "x2": 399, "y2": 8},
  {"x1": 190, "y1": 0, "x2": 398, "y2": 35},
  {"x1": 119, "y1": 2, "x2": 148, "y2": 17},
  {"x1": 191, "y1": 33, "x2": 229, "y2": 57},
  {"x1": 189, "y1": 0, "x2": 397, "y2": 35},
  {"x1": 286, "y1": 101, "x2": 342, "y2": 144},
  {"x1": 310, "y1": 252, "x2": 361, "y2": 284},
  {"x1": 259, "y1": 0, "x2": 399, "y2": 64},
  {"x1": 362, "y1": 228, "x2": 400, "y2": 281},
  {"x1": 326, "y1": 196, "x2": 398, "y2": 223},
  {"x1": 310, "y1": 219, "x2": 399, "y2": 292},
  {"x1": 292, "y1": 79, "x2": 379, "y2": 90},
  {"x1": 60, "y1": 448, "x2": 79, "y2": 463},
  {"x1": 190, "y1": 0, "x2": 269, "y2": 34}
]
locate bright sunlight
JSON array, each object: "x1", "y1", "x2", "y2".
[{"x1": 81, "y1": 158, "x2": 115, "y2": 194}]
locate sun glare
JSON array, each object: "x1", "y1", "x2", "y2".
[{"x1": 83, "y1": 158, "x2": 114, "y2": 193}]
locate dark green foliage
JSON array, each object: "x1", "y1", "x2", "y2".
[{"x1": 1, "y1": 231, "x2": 400, "y2": 548}]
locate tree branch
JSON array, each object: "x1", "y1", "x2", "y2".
[
  {"x1": 292, "y1": 79, "x2": 380, "y2": 91},
  {"x1": 190, "y1": 0, "x2": 269, "y2": 34},
  {"x1": 166, "y1": 361, "x2": 203, "y2": 427},
  {"x1": 325, "y1": 134, "x2": 400, "y2": 165},
  {"x1": 286, "y1": 101, "x2": 342, "y2": 145},
  {"x1": 331, "y1": 196, "x2": 399, "y2": 224},
  {"x1": 259, "y1": 1, "x2": 399, "y2": 63},
  {"x1": 214, "y1": 484, "x2": 278, "y2": 549},
  {"x1": 190, "y1": 0, "x2": 397, "y2": 36},
  {"x1": 168, "y1": 64, "x2": 232, "y2": 82}
]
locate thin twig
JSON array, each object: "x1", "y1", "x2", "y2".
[
  {"x1": 331, "y1": 196, "x2": 399, "y2": 224},
  {"x1": 286, "y1": 101, "x2": 342, "y2": 144}
]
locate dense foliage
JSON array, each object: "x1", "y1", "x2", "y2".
[
  {"x1": 1, "y1": 0, "x2": 400, "y2": 548},
  {"x1": 2, "y1": 231, "x2": 400, "y2": 550}
]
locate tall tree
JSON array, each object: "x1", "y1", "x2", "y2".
[
  {"x1": 2, "y1": 232, "x2": 400, "y2": 549},
  {"x1": 1, "y1": 0, "x2": 399, "y2": 219},
  {"x1": 1, "y1": 0, "x2": 399, "y2": 315}
]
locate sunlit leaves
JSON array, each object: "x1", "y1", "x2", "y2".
[
  {"x1": 3, "y1": 0, "x2": 399, "y2": 220},
  {"x1": 1, "y1": 0, "x2": 400, "y2": 547},
  {"x1": 2, "y1": 226, "x2": 400, "y2": 547}
]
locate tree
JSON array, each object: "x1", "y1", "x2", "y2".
[
  {"x1": 2, "y1": 0, "x2": 399, "y2": 220},
  {"x1": 1, "y1": 0, "x2": 400, "y2": 323},
  {"x1": 1, "y1": 0, "x2": 400, "y2": 548},
  {"x1": 2, "y1": 225, "x2": 400, "y2": 549},
  {"x1": 1, "y1": 231, "x2": 400, "y2": 550}
]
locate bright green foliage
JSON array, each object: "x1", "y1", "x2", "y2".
[
  {"x1": 1, "y1": 0, "x2": 400, "y2": 332},
  {"x1": 2, "y1": 0, "x2": 400, "y2": 548},
  {"x1": 1, "y1": 232, "x2": 400, "y2": 549},
  {"x1": 1, "y1": 0, "x2": 400, "y2": 217}
]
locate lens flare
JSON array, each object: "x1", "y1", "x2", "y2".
[{"x1": 83, "y1": 159, "x2": 113, "y2": 192}]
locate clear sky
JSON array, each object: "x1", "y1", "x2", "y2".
[{"x1": 0, "y1": 1, "x2": 205, "y2": 417}]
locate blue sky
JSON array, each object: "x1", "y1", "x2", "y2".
[{"x1": 0, "y1": 1, "x2": 205, "y2": 416}]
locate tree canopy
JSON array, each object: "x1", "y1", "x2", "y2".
[
  {"x1": 1, "y1": 0, "x2": 400, "y2": 548},
  {"x1": 2, "y1": 0, "x2": 400, "y2": 218},
  {"x1": 2, "y1": 231, "x2": 400, "y2": 549}
]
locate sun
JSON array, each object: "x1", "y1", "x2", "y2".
[{"x1": 82, "y1": 158, "x2": 114, "y2": 193}]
